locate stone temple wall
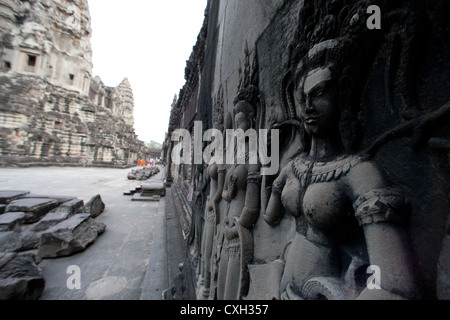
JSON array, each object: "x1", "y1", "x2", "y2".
[
  {"x1": 165, "y1": 0, "x2": 450, "y2": 300},
  {"x1": 0, "y1": 0, "x2": 147, "y2": 167}
]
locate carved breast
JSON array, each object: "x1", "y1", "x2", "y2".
[
  {"x1": 222, "y1": 164, "x2": 248, "y2": 202},
  {"x1": 281, "y1": 178, "x2": 303, "y2": 218},
  {"x1": 282, "y1": 155, "x2": 361, "y2": 231},
  {"x1": 303, "y1": 181, "x2": 352, "y2": 230},
  {"x1": 231, "y1": 165, "x2": 248, "y2": 190}
]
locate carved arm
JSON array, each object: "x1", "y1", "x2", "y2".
[
  {"x1": 264, "y1": 166, "x2": 288, "y2": 226},
  {"x1": 214, "y1": 165, "x2": 226, "y2": 203},
  {"x1": 354, "y1": 188, "x2": 419, "y2": 300},
  {"x1": 238, "y1": 168, "x2": 262, "y2": 228}
]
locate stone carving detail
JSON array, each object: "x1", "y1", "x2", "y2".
[
  {"x1": 165, "y1": 0, "x2": 449, "y2": 300},
  {"x1": 262, "y1": 1, "x2": 419, "y2": 300},
  {"x1": 196, "y1": 86, "x2": 225, "y2": 299},
  {"x1": 216, "y1": 46, "x2": 262, "y2": 300}
]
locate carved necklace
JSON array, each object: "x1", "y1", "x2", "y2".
[{"x1": 292, "y1": 154, "x2": 362, "y2": 189}]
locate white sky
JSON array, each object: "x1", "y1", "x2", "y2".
[{"x1": 88, "y1": 0, "x2": 208, "y2": 144}]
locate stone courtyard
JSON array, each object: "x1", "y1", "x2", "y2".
[{"x1": 0, "y1": 165, "x2": 168, "y2": 300}]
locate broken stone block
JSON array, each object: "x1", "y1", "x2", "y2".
[
  {"x1": 31, "y1": 199, "x2": 84, "y2": 232},
  {"x1": 0, "y1": 191, "x2": 30, "y2": 205},
  {"x1": 55, "y1": 198, "x2": 85, "y2": 214},
  {"x1": 31, "y1": 212, "x2": 72, "y2": 233},
  {"x1": 0, "y1": 253, "x2": 45, "y2": 300},
  {"x1": 5, "y1": 198, "x2": 59, "y2": 224},
  {"x1": 38, "y1": 214, "x2": 106, "y2": 259},
  {"x1": 18, "y1": 229, "x2": 42, "y2": 252},
  {"x1": 0, "y1": 224, "x2": 41, "y2": 253},
  {"x1": 141, "y1": 181, "x2": 166, "y2": 197},
  {"x1": 0, "y1": 226, "x2": 41, "y2": 253},
  {"x1": 0, "y1": 232, "x2": 22, "y2": 253},
  {"x1": 0, "y1": 253, "x2": 15, "y2": 270},
  {"x1": 20, "y1": 194, "x2": 77, "y2": 206},
  {"x1": 0, "y1": 212, "x2": 25, "y2": 232},
  {"x1": 83, "y1": 195, "x2": 105, "y2": 218}
]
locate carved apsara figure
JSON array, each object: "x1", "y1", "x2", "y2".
[
  {"x1": 217, "y1": 101, "x2": 261, "y2": 300},
  {"x1": 197, "y1": 158, "x2": 225, "y2": 298},
  {"x1": 217, "y1": 48, "x2": 261, "y2": 300},
  {"x1": 197, "y1": 89, "x2": 226, "y2": 299},
  {"x1": 264, "y1": 2, "x2": 418, "y2": 300}
]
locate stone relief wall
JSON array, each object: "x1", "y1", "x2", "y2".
[
  {"x1": 165, "y1": 0, "x2": 449, "y2": 300},
  {"x1": 0, "y1": 0, "x2": 147, "y2": 167}
]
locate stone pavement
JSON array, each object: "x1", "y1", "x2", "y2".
[{"x1": 0, "y1": 165, "x2": 173, "y2": 300}]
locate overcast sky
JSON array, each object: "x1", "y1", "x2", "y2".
[{"x1": 88, "y1": 0, "x2": 208, "y2": 144}]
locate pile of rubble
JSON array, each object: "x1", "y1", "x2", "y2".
[
  {"x1": 0, "y1": 190, "x2": 106, "y2": 300},
  {"x1": 127, "y1": 166, "x2": 160, "y2": 181},
  {"x1": 124, "y1": 164, "x2": 166, "y2": 202}
]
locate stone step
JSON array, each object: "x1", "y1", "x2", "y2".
[{"x1": 131, "y1": 194, "x2": 161, "y2": 202}]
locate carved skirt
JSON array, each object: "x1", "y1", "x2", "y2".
[
  {"x1": 200, "y1": 196, "x2": 217, "y2": 287},
  {"x1": 217, "y1": 237, "x2": 241, "y2": 300}
]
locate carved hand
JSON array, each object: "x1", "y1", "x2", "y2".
[{"x1": 224, "y1": 224, "x2": 239, "y2": 240}]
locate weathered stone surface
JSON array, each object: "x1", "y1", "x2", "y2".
[
  {"x1": 20, "y1": 195, "x2": 77, "y2": 206},
  {"x1": 0, "y1": 196, "x2": 94, "y2": 252},
  {"x1": 53, "y1": 198, "x2": 85, "y2": 214},
  {"x1": 5, "y1": 198, "x2": 59, "y2": 224},
  {"x1": 0, "y1": 253, "x2": 16, "y2": 270},
  {"x1": 0, "y1": 188, "x2": 108, "y2": 298},
  {"x1": 83, "y1": 195, "x2": 105, "y2": 218},
  {"x1": 0, "y1": 232, "x2": 22, "y2": 253},
  {"x1": 0, "y1": 253, "x2": 45, "y2": 300},
  {"x1": 31, "y1": 199, "x2": 84, "y2": 232},
  {"x1": 18, "y1": 229, "x2": 42, "y2": 252},
  {"x1": 0, "y1": 222, "x2": 41, "y2": 253},
  {"x1": 25, "y1": 213, "x2": 71, "y2": 246},
  {"x1": 33, "y1": 199, "x2": 82, "y2": 229},
  {"x1": 38, "y1": 214, "x2": 106, "y2": 258},
  {"x1": 0, "y1": 212, "x2": 25, "y2": 232},
  {"x1": 0, "y1": 191, "x2": 30, "y2": 205}
]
